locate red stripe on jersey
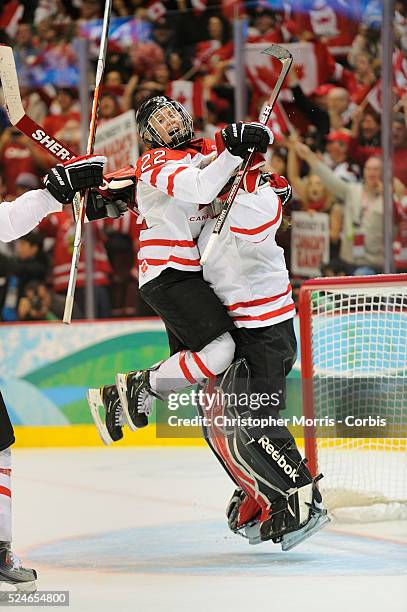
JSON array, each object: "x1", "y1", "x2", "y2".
[
  {"x1": 179, "y1": 351, "x2": 196, "y2": 383},
  {"x1": 191, "y1": 352, "x2": 214, "y2": 378},
  {"x1": 139, "y1": 239, "x2": 196, "y2": 248},
  {"x1": 231, "y1": 302, "x2": 295, "y2": 322},
  {"x1": 230, "y1": 199, "x2": 282, "y2": 235},
  {"x1": 0, "y1": 469, "x2": 11, "y2": 476},
  {"x1": 0, "y1": 485, "x2": 11, "y2": 498},
  {"x1": 138, "y1": 256, "x2": 201, "y2": 266},
  {"x1": 167, "y1": 166, "x2": 188, "y2": 196},
  {"x1": 150, "y1": 166, "x2": 164, "y2": 187},
  {"x1": 226, "y1": 284, "x2": 292, "y2": 311}
]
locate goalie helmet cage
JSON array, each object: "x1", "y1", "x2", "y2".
[{"x1": 299, "y1": 274, "x2": 407, "y2": 521}]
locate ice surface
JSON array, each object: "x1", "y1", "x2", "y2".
[{"x1": 9, "y1": 448, "x2": 407, "y2": 612}]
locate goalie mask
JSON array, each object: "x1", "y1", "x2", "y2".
[{"x1": 136, "y1": 96, "x2": 194, "y2": 149}]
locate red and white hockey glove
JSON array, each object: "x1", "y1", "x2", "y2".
[
  {"x1": 44, "y1": 154, "x2": 106, "y2": 204},
  {"x1": 98, "y1": 166, "x2": 137, "y2": 204},
  {"x1": 265, "y1": 173, "x2": 292, "y2": 206},
  {"x1": 87, "y1": 166, "x2": 137, "y2": 221}
]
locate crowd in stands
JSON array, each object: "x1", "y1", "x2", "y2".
[{"x1": 0, "y1": 0, "x2": 406, "y2": 321}]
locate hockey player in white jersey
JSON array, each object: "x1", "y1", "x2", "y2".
[
  {"x1": 0, "y1": 153, "x2": 114, "y2": 591},
  {"x1": 87, "y1": 96, "x2": 273, "y2": 443},
  {"x1": 195, "y1": 149, "x2": 329, "y2": 550}
]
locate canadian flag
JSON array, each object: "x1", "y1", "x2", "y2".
[
  {"x1": 293, "y1": 0, "x2": 359, "y2": 55},
  {"x1": 245, "y1": 41, "x2": 336, "y2": 101},
  {"x1": 166, "y1": 80, "x2": 205, "y2": 119},
  {"x1": 0, "y1": 0, "x2": 24, "y2": 38},
  {"x1": 145, "y1": 0, "x2": 166, "y2": 22},
  {"x1": 246, "y1": 42, "x2": 319, "y2": 100}
]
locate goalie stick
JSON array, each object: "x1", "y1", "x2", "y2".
[{"x1": 200, "y1": 45, "x2": 292, "y2": 265}]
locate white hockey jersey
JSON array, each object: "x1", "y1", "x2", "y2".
[
  {"x1": 0, "y1": 189, "x2": 62, "y2": 243},
  {"x1": 198, "y1": 183, "x2": 295, "y2": 328},
  {"x1": 135, "y1": 139, "x2": 243, "y2": 286}
]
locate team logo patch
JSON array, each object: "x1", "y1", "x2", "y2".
[{"x1": 140, "y1": 260, "x2": 149, "y2": 275}]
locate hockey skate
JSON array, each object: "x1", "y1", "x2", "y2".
[
  {"x1": 116, "y1": 369, "x2": 162, "y2": 431},
  {"x1": 0, "y1": 546, "x2": 37, "y2": 592},
  {"x1": 245, "y1": 477, "x2": 330, "y2": 550},
  {"x1": 87, "y1": 385, "x2": 124, "y2": 446},
  {"x1": 226, "y1": 488, "x2": 262, "y2": 533}
]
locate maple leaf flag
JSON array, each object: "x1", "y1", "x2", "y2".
[
  {"x1": 145, "y1": 1, "x2": 166, "y2": 22},
  {"x1": 245, "y1": 42, "x2": 323, "y2": 101},
  {"x1": 166, "y1": 80, "x2": 205, "y2": 119},
  {"x1": 0, "y1": 0, "x2": 24, "y2": 38}
]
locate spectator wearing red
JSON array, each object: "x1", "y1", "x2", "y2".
[
  {"x1": 43, "y1": 88, "x2": 80, "y2": 137},
  {"x1": 129, "y1": 41, "x2": 165, "y2": 81},
  {"x1": 39, "y1": 211, "x2": 112, "y2": 318},
  {"x1": 287, "y1": 66, "x2": 352, "y2": 148},
  {"x1": 394, "y1": 185, "x2": 407, "y2": 271},
  {"x1": 102, "y1": 214, "x2": 154, "y2": 317},
  {"x1": 104, "y1": 70, "x2": 125, "y2": 97},
  {"x1": 324, "y1": 131, "x2": 359, "y2": 183},
  {"x1": 342, "y1": 52, "x2": 378, "y2": 104},
  {"x1": 99, "y1": 93, "x2": 121, "y2": 122},
  {"x1": 287, "y1": 135, "x2": 343, "y2": 261},
  {"x1": 0, "y1": 128, "x2": 46, "y2": 197},
  {"x1": 392, "y1": 113, "x2": 407, "y2": 186},
  {"x1": 247, "y1": 8, "x2": 284, "y2": 44},
  {"x1": 194, "y1": 14, "x2": 233, "y2": 76},
  {"x1": 350, "y1": 106, "x2": 381, "y2": 166}
]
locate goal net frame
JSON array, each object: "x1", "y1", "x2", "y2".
[{"x1": 298, "y1": 273, "x2": 407, "y2": 519}]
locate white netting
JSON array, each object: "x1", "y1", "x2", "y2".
[{"x1": 306, "y1": 278, "x2": 407, "y2": 520}]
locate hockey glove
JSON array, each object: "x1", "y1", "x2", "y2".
[
  {"x1": 266, "y1": 173, "x2": 292, "y2": 206},
  {"x1": 86, "y1": 191, "x2": 128, "y2": 221},
  {"x1": 98, "y1": 166, "x2": 137, "y2": 206},
  {"x1": 221, "y1": 122, "x2": 274, "y2": 158},
  {"x1": 44, "y1": 154, "x2": 106, "y2": 204}
]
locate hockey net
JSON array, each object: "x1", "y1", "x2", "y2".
[{"x1": 299, "y1": 274, "x2": 407, "y2": 521}]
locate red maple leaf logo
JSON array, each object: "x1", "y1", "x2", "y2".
[
  {"x1": 175, "y1": 92, "x2": 187, "y2": 106},
  {"x1": 140, "y1": 260, "x2": 148, "y2": 274}
]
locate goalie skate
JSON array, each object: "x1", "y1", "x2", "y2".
[
  {"x1": 87, "y1": 385, "x2": 124, "y2": 446},
  {"x1": 0, "y1": 548, "x2": 37, "y2": 593},
  {"x1": 280, "y1": 508, "x2": 330, "y2": 551},
  {"x1": 245, "y1": 477, "x2": 330, "y2": 549}
]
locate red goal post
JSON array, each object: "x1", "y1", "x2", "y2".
[
  {"x1": 298, "y1": 274, "x2": 407, "y2": 517},
  {"x1": 299, "y1": 273, "x2": 407, "y2": 476}
]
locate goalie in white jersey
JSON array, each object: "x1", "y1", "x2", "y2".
[{"x1": 195, "y1": 150, "x2": 329, "y2": 549}]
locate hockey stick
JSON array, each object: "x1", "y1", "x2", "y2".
[
  {"x1": 200, "y1": 45, "x2": 292, "y2": 265},
  {"x1": 0, "y1": 44, "x2": 139, "y2": 218},
  {"x1": 0, "y1": 45, "x2": 76, "y2": 162},
  {"x1": 63, "y1": 0, "x2": 113, "y2": 324}
]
